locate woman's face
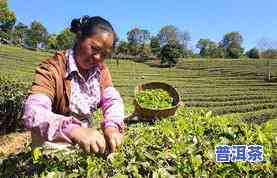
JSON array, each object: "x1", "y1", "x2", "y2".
[{"x1": 75, "y1": 31, "x2": 114, "y2": 71}]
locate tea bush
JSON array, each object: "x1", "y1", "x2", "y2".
[
  {"x1": 0, "y1": 108, "x2": 276, "y2": 177},
  {"x1": 0, "y1": 76, "x2": 29, "y2": 134}
]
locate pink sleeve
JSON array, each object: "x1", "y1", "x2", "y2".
[
  {"x1": 22, "y1": 94, "x2": 84, "y2": 143},
  {"x1": 100, "y1": 86, "x2": 125, "y2": 131}
]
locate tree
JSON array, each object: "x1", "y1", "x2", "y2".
[
  {"x1": 222, "y1": 32, "x2": 243, "y2": 48},
  {"x1": 211, "y1": 47, "x2": 225, "y2": 58},
  {"x1": 246, "y1": 48, "x2": 260, "y2": 59},
  {"x1": 127, "y1": 41, "x2": 140, "y2": 56},
  {"x1": 150, "y1": 36, "x2": 160, "y2": 56},
  {"x1": 221, "y1": 32, "x2": 244, "y2": 58},
  {"x1": 115, "y1": 41, "x2": 129, "y2": 55},
  {"x1": 126, "y1": 28, "x2": 150, "y2": 57},
  {"x1": 226, "y1": 43, "x2": 244, "y2": 58},
  {"x1": 261, "y1": 49, "x2": 277, "y2": 59},
  {"x1": 25, "y1": 21, "x2": 48, "y2": 48},
  {"x1": 47, "y1": 34, "x2": 58, "y2": 50},
  {"x1": 183, "y1": 48, "x2": 193, "y2": 58},
  {"x1": 160, "y1": 40, "x2": 183, "y2": 67},
  {"x1": 158, "y1": 25, "x2": 178, "y2": 45},
  {"x1": 196, "y1": 39, "x2": 217, "y2": 58},
  {"x1": 0, "y1": 0, "x2": 16, "y2": 40},
  {"x1": 256, "y1": 38, "x2": 277, "y2": 59},
  {"x1": 158, "y1": 25, "x2": 190, "y2": 49},
  {"x1": 127, "y1": 28, "x2": 150, "y2": 44},
  {"x1": 56, "y1": 28, "x2": 75, "y2": 50},
  {"x1": 140, "y1": 43, "x2": 151, "y2": 57},
  {"x1": 12, "y1": 22, "x2": 28, "y2": 46}
]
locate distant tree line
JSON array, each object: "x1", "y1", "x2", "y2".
[
  {"x1": 1, "y1": 0, "x2": 277, "y2": 66},
  {"x1": 0, "y1": 0, "x2": 74, "y2": 50},
  {"x1": 114, "y1": 25, "x2": 191, "y2": 66}
]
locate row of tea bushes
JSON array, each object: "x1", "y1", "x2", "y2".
[
  {"x1": 0, "y1": 108, "x2": 275, "y2": 177},
  {"x1": 0, "y1": 76, "x2": 29, "y2": 134}
]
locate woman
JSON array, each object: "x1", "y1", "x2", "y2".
[{"x1": 23, "y1": 16, "x2": 124, "y2": 154}]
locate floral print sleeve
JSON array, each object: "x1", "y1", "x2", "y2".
[
  {"x1": 22, "y1": 94, "x2": 86, "y2": 143},
  {"x1": 100, "y1": 86, "x2": 125, "y2": 132}
]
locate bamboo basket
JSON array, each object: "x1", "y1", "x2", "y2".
[{"x1": 133, "y1": 82, "x2": 181, "y2": 120}]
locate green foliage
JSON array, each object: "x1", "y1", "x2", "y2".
[
  {"x1": 221, "y1": 32, "x2": 244, "y2": 59},
  {"x1": 127, "y1": 41, "x2": 140, "y2": 56},
  {"x1": 0, "y1": 30, "x2": 10, "y2": 41},
  {"x1": 196, "y1": 39, "x2": 217, "y2": 58},
  {"x1": 0, "y1": 0, "x2": 16, "y2": 32},
  {"x1": 139, "y1": 43, "x2": 152, "y2": 58},
  {"x1": 158, "y1": 25, "x2": 190, "y2": 49},
  {"x1": 246, "y1": 48, "x2": 260, "y2": 59},
  {"x1": 211, "y1": 47, "x2": 225, "y2": 58},
  {"x1": 182, "y1": 48, "x2": 193, "y2": 58},
  {"x1": 222, "y1": 32, "x2": 243, "y2": 48},
  {"x1": 0, "y1": 76, "x2": 29, "y2": 134},
  {"x1": 47, "y1": 34, "x2": 58, "y2": 50},
  {"x1": 56, "y1": 28, "x2": 75, "y2": 50},
  {"x1": 11, "y1": 22, "x2": 28, "y2": 46},
  {"x1": 116, "y1": 41, "x2": 129, "y2": 55},
  {"x1": 150, "y1": 36, "x2": 161, "y2": 56},
  {"x1": 127, "y1": 28, "x2": 150, "y2": 45},
  {"x1": 25, "y1": 21, "x2": 48, "y2": 48},
  {"x1": 226, "y1": 43, "x2": 244, "y2": 59},
  {"x1": 0, "y1": 108, "x2": 275, "y2": 177},
  {"x1": 160, "y1": 40, "x2": 183, "y2": 66},
  {"x1": 0, "y1": 0, "x2": 16, "y2": 40},
  {"x1": 158, "y1": 25, "x2": 178, "y2": 45},
  {"x1": 196, "y1": 39, "x2": 226, "y2": 58},
  {"x1": 135, "y1": 89, "x2": 173, "y2": 109},
  {"x1": 261, "y1": 49, "x2": 277, "y2": 59}
]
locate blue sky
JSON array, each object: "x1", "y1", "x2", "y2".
[{"x1": 9, "y1": 0, "x2": 277, "y2": 50}]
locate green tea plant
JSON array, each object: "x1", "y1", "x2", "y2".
[
  {"x1": 0, "y1": 108, "x2": 275, "y2": 177},
  {"x1": 0, "y1": 76, "x2": 29, "y2": 134},
  {"x1": 136, "y1": 89, "x2": 173, "y2": 109}
]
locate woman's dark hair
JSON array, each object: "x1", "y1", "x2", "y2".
[{"x1": 70, "y1": 15, "x2": 118, "y2": 48}]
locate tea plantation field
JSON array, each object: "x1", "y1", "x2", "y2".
[
  {"x1": 0, "y1": 45, "x2": 276, "y2": 177},
  {"x1": 1, "y1": 45, "x2": 277, "y2": 123}
]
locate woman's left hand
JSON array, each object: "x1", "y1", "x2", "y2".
[{"x1": 103, "y1": 126, "x2": 123, "y2": 153}]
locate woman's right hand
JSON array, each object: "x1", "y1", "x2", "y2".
[{"x1": 69, "y1": 127, "x2": 106, "y2": 154}]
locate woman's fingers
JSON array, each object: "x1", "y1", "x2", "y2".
[
  {"x1": 109, "y1": 137, "x2": 117, "y2": 153},
  {"x1": 114, "y1": 133, "x2": 122, "y2": 148},
  {"x1": 103, "y1": 126, "x2": 124, "y2": 153},
  {"x1": 83, "y1": 142, "x2": 91, "y2": 153},
  {"x1": 90, "y1": 142, "x2": 99, "y2": 153},
  {"x1": 108, "y1": 133, "x2": 123, "y2": 152},
  {"x1": 77, "y1": 127, "x2": 124, "y2": 154},
  {"x1": 96, "y1": 139, "x2": 106, "y2": 154}
]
